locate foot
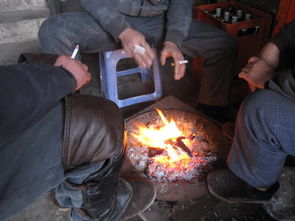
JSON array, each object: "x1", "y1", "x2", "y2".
[
  {"x1": 120, "y1": 178, "x2": 156, "y2": 220},
  {"x1": 70, "y1": 178, "x2": 133, "y2": 221},
  {"x1": 207, "y1": 169, "x2": 279, "y2": 204}
]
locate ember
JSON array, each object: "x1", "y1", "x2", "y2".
[{"x1": 127, "y1": 109, "x2": 218, "y2": 183}]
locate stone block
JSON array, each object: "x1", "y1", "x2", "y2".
[
  {"x1": 0, "y1": 0, "x2": 47, "y2": 12},
  {"x1": 0, "y1": 9, "x2": 50, "y2": 23},
  {"x1": 0, "y1": 40, "x2": 41, "y2": 65},
  {"x1": 0, "y1": 18, "x2": 45, "y2": 44}
]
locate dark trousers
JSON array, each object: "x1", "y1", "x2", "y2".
[
  {"x1": 0, "y1": 98, "x2": 120, "y2": 221},
  {"x1": 39, "y1": 12, "x2": 237, "y2": 106},
  {"x1": 0, "y1": 103, "x2": 65, "y2": 220},
  {"x1": 227, "y1": 89, "x2": 295, "y2": 188}
]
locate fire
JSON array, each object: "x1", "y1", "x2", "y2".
[{"x1": 132, "y1": 109, "x2": 192, "y2": 167}]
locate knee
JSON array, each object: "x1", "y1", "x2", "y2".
[
  {"x1": 63, "y1": 95, "x2": 124, "y2": 170},
  {"x1": 204, "y1": 33, "x2": 237, "y2": 66},
  {"x1": 38, "y1": 15, "x2": 66, "y2": 48},
  {"x1": 96, "y1": 99, "x2": 125, "y2": 153},
  {"x1": 238, "y1": 89, "x2": 278, "y2": 125}
]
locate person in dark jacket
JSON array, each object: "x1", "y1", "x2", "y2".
[
  {"x1": 38, "y1": 0, "x2": 236, "y2": 110},
  {"x1": 0, "y1": 55, "x2": 155, "y2": 221},
  {"x1": 207, "y1": 20, "x2": 295, "y2": 203}
]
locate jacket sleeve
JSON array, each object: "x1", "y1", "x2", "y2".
[
  {"x1": 267, "y1": 20, "x2": 295, "y2": 100},
  {"x1": 80, "y1": 0, "x2": 131, "y2": 41},
  {"x1": 165, "y1": 0, "x2": 194, "y2": 47},
  {"x1": 0, "y1": 63, "x2": 77, "y2": 144}
]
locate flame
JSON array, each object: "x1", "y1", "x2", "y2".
[{"x1": 132, "y1": 109, "x2": 192, "y2": 167}]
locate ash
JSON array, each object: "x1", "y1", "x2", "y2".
[
  {"x1": 127, "y1": 145, "x2": 218, "y2": 183},
  {"x1": 127, "y1": 145, "x2": 150, "y2": 172},
  {"x1": 148, "y1": 155, "x2": 217, "y2": 183}
]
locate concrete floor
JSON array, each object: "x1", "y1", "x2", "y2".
[{"x1": 5, "y1": 53, "x2": 279, "y2": 221}]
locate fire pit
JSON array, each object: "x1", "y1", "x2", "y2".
[{"x1": 122, "y1": 108, "x2": 231, "y2": 201}]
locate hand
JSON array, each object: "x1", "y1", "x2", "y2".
[
  {"x1": 118, "y1": 28, "x2": 154, "y2": 68},
  {"x1": 160, "y1": 41, "x2": 185, "y2": 80},
  {"x1": 239, "y1": 56, "x2": 275, "y2": 92},
  {"x1": 54, "y1": 55, "x2": 91, "y2": 90}
]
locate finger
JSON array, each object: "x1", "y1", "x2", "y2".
[
  {"x1": 140, "y1": 50, "x2": 153, "y2": 68},
  {"x1": 172, "y1": 56, "x2": 183, "y2": 79},
  {"x1": 174, "y1": 63, "x2": 186, "y2": 80},
  {"x1": 248, "y1": 56, "x2": 259, "y2": 63},
  {"x1": 86, "y1": 71, "x2": 91, "y2": 81},
  {"x1": 85, "y1": 74, "x2": 91, "y2": 84},
  {"x1": 133, "y1": 53, "x2": 147, "y2": 68},
  {"x1": 245, "y1": 63, "x2": 253, "y2": 69},
  {"x1": 241, "y1": 66, "x2": 251, "y2": 74},
  {"x1": 82, "y1": 64, "x2": 88, "y2": 72},
  {"x1": 160, "y1": 50, "x2": 168, "y2": 66},
  {"x1": 132, "y1": 44, "x2": 152, "y2": 67},
  {"x1": 143, "y1": 42, "x2": 154, "y2": 62},
  {"x1": 238, "y1": 71, "x2": 249, "y2": 81},
  {"x1": 82, "y1": 72, "x2": 91, "y2": 85}
]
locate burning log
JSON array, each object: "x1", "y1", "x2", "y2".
[
  {"x1": 164, "y1": 136, "x2": 193, "y2": 158},
  {"x1": 148, "y1": 148, "x2": 164, "y2": 157}
]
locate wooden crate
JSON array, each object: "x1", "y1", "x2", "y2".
[
  {"x1": 193, "y1": 0, "x2": 273, "y2": 74},
  {"x1": 272, "y1": 0, "x2": 295, "y2": 36}
]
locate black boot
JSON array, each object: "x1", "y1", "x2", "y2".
[
  {"x1": 207, "y1": 168, "x2": 280, "y2": 204},
  {"x1": 79, "y1": 154, "x2": 133, "y2": 221}
]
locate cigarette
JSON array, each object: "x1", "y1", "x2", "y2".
[
  {"x1": 171, "y1": 60, "x2": 188, "y2": 66},
  {"x1": 71, "y1": 44, "x2": 79, "y2": 59},
  {"x1": 134, "y1": 44, "x2": 145, "y2": 55}
]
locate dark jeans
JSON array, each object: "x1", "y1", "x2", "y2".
[
  {"x1": 227, "y1": 89, "x2": 295, "y2": 188},
  {"x1": 39, "y1": 12, "x2": 237, "y2": 106},
  {"x1": 0, "y1": 100, "x2": 113, "y2": 221}
]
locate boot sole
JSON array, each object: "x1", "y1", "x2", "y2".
[{"x1": 120, "y1": 178, "x2": 156, "y2": 220}]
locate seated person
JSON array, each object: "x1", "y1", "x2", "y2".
[
  {"x1": 207, "y1": 20, "x2": 295, "y2": 203},
  {"x1": 0, "y1": 55, "x2": 154, "y2": 221},
  {"x1": 38, "y1": 0, "x2": 237, "y2": 114}
]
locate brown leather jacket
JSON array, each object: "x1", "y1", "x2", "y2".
[{"x1": 62, "y1": 94, "x2": 125, "y2": 170}]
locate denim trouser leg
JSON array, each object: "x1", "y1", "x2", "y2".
[
  {"x1": 55, "y1": 161, "x2": 105, "y2": 221},
  {"x1": 38, "y1": 12, "x2": 165, "y2": 55},
  {"x1": 227, "y1": 89, "x2": 295, "y2": 188},
  {"x1": 39, "y1": 12, "x2": 236, "y2": 105}
]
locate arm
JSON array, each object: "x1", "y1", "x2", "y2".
[
  {"x1": 79, "y1": 0, "x2": 154, "y2": 68},
  {"x1": 238, "y1": 43, "x2": 280, "y2": 91},
  {"x1": 0, "y1": 56, "x2": 90, "y2": 144},
  {"x1": 270, "y1": 19, "x2": 295, "y2": 70},
  {"x1": 160, "y1": 0, "x2": 194, "y2": 80},
  {"x1": 267, "y1": 20, "x2": 295, "y2": 99},
  {"x1": 239, "y1": 19, "x2": 295, "y2": 95},
  {"x1": 165, "y1": 0, "x2": 194, "y2": 47}
]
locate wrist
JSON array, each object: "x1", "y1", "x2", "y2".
[
  {"x1": 118, "y1": 28, "x2": 136, "y2": 42},
  {"x1": 163, "y1": 41, "x2": 178, "y2": 48},
  {"x1": 118, "y1": 28, "x2": 129, "y2": 41}
]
